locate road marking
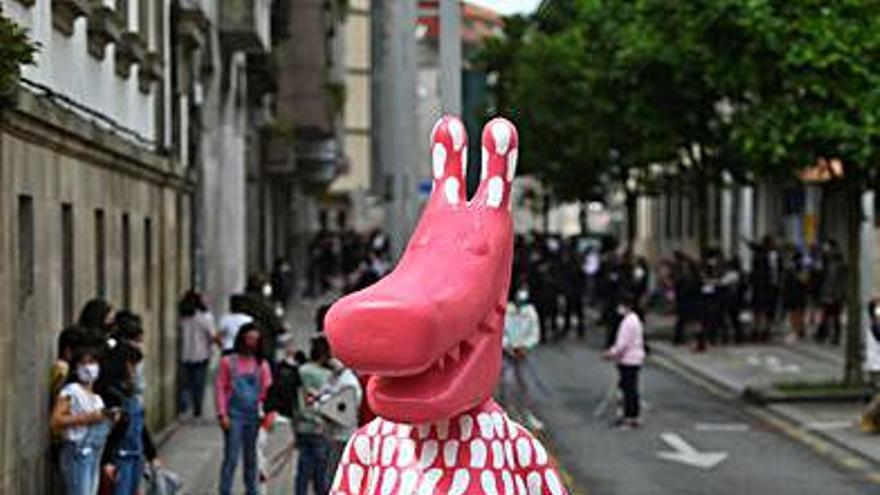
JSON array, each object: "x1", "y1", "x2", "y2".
[
  {"x1": 694, "y1": 423, "x2": 750, "y2": 432},
  {"x1": 656, "y1": 432, "x2": 728, "y2": 469},
  {"x1": 804, "y1": 421, "x2": 854, "y2": 431},
  {"x1": 745, "y1": 353, "x2": 801, "y2": 373}
]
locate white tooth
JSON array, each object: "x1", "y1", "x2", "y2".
[{"x1": 449, "y1": 344, "x2": 461, "y2": 362}]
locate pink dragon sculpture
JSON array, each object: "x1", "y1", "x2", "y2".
[{"x1": 325, "y1": 116, "x2": 568, "y2": 495}]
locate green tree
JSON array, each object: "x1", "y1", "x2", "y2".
[
  {"x1": 0, "y1": 6, "x2": 38, "y2": 109},
  {"x1": 725, "y1": 0, "x2": 880, "y2": 385}
]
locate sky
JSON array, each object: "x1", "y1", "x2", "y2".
[{"x1": 464, "y1": 0, "x2": 542, "y2": 16}]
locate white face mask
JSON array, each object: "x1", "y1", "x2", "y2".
[
  {"x1": 77, "y1": 363, "x2": 100, "y2": 384},
  {"x1": 262, "y1": 284, "x2": 273, "y2": 298},
  {"x1": 617, "y1": 305, "x2": 628, "y2": 316}
]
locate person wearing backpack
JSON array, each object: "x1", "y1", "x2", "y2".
[{"x1": 215, "y1": 323, "x2": 274, "y2": 495}]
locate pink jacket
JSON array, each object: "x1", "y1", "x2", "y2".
[
  {"x1": 214, "y1": 355, "x2": 273, "y2": 419},
  {"x1": 608, "y1": 312, "x2": 645, "y2": 366}
]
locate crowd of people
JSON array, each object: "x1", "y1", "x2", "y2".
[
  {"x1": 303, "y1": 218, "x2": 392, "y2": 299},
  {"x1": 663, "y1": 236, "x2": 849, "y2": 351},
  {"x1": 50, "y1": 300, "x2": 162, "y2": 495},
  {"x1": 47, "y1": 223, "x2": 854, "y2": 493}
]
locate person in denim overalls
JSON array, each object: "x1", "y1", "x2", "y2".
[
  {"x1": 52, "y1": 348, "x2": 116, "y2": 495},
  {"x1": 98, "y1": 342, "x2": 147, "y2": 495},
  {"x1": 216, "y1": 323, "x2": 273, "y2": 495}
]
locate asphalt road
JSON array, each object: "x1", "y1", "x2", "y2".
[{"x1": 524, "y1": 335, "x2": 876, "y2": 495}]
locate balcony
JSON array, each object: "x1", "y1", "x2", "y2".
[
  {"x1": 219, "y1": 0, "x2": 271, "y2": 53},
  {"x1": 175, "y1": 0, "x2": 210, "y2": 50},
  {"x1": 261, "y1": 129, "x2": 297, "y2": 176},
  {"x1": 52, "y1": 0, "x2": 90, "y2": 36},
  {"x1": 115, "y1": 31, "x2": 147, "y2": 78},
  {"x1": 138, "y1": 52, "x2": 163, "y2": 94},
  {"x1": 295, "y1": 132, "x2": 346, "y2": 189},
  {"x1": 87, "y1": 2, "x2": 122, "y2": 59}
]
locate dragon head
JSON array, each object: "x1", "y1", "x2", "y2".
[{"x1": 325, "y1": 116, "x2": 519, "y2": 424}]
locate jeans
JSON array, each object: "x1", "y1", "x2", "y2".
[
  {"x1": 219, "y1": 417, "x2": 259, "y2": 495},
  {"x1": 618, "y1": 365, "x2": 641, "y2": 419},
  {"x1": 59, "y1": 441, "x2": 101, "y2": 495},
  {"x1": 111, "y1": 456, "x2": 144, "y2": 495},
  {"x1": 295, "y1": 433, "x2": 330, "y2": 495},
  {"x1": 180, "y1": 360, "x2": 209, "y2": 417}
]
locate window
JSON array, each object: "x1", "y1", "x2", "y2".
[
  {"x1": 144, "y1": 217, "x2": 152, "y2": 309},
  {"x1": 95, "y1": 209, "x2": 106, "y2": 297},
  {"x1": 18, "y1": 196, "x2": 34, "y2": 310},
  {"x1": 122, "y1": 213, "x2": 131, "y2": 309},
  {"x1": 62, "y1": 204, "x2": 74, "y2": 325}
]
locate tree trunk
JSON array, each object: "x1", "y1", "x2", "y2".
[
  {"x1": 844, "y1": 172, "x2": 865, "y2": 386},
  {"x1": 625, "y1": 189, "x2": 638, "y2": 248}
]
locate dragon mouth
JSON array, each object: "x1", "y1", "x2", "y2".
[{"x1": 368, "y1": 323, "x2": 501, "y2": 421}]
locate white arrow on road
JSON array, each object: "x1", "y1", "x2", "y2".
[{"x1": 657, "y1": 432, "x2": 728, "y2": 469}]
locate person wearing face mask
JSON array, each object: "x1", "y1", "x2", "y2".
[
  {"x1": 603, "y1": 293, "x2": 646, "y2": 429},
  {"x1": 97, "y1": 343, "x2": 148, "y2": 495},
  {"x1": 215, "y1": 323, "x2": 274, "y2": 495},
  {"x1": 51, "y1": 348, "x2": 118, "y2": 495},
  {"x1": 501, "y1": 284, "x2": 543, "y2": 430}
]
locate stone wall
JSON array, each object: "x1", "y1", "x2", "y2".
[{"x1": 0, "y1": 91, "x2": 191, "y2": 493}]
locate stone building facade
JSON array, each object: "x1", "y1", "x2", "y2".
[{"x1": 0, "y1": 0, "x2": 189, "y2": 492}]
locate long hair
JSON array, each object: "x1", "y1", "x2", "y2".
[
  {"x1": 96, "y1": 342, "x2": 143, "y2": 396},
  {"x1": 78, "y1": 298, "x2": 113, "y2": 332},
  {"x1": 179, "y1": 289, "x2": 207, "y2": 318},
  {"x1": 112, "y1": 310, "x2": 143, "y2": 343},
  {"x1": 233, "y1": 322, "x2": 265, "y2": 363}
]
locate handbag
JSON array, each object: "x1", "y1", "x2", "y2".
[{"x1": 144, "y1": 465, "x2": 182, "y2": 495}]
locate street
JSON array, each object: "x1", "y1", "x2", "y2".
[{"x1": 527, "y1": 335, "x2": 874, "y2": 495}]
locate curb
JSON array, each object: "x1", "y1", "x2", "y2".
[{"x1": 650, "y1": 351, "x2": 880, "y2": 485}]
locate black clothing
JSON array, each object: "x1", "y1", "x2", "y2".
[
  {"x1": 265, "y1": 360, "x2": 302, "y2": 418},
  {"x1": 618, "y1": 364, "x2": 641, "y2": 419},
  {"x1": 238, "y1": 292, "x2": 286, "y2": 361},
  {"x1": 98, "y1": 382, "x2": 157, "y2": 464}
]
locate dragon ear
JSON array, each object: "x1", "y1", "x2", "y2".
[
  {"x1": 429, "y1": 115, "x2": 468, "y2": 206},
  {"x1": 471, "y1": 117, "x2": 518, "y2": 210}
]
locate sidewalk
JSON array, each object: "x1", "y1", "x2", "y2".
[
  {"x1": 648, "y1": 319, "x2": 880, "y2": 467},
  {"x1": 157, "y1": 295, "x2": 336, "y2": 495}
]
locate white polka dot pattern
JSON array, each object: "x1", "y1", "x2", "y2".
[
  {"x1": 470, "y1": 439, "x2": 487, "y2": 468},
  {"x1": 459, "y1": 416, "x2": 474, "y2": 441},
  {"x1": 444, "y1": 178, "x2": 461, "y2": 205},
  {"x1": 491, "y1": 122, "x2": 511, "y2": 154},
  {"x1": 449, "y1": 119, "x2": 465, "y2": 150},
  {"x1": 481, "y1": 470, "x2": 499, "y2": 495},
  {"x1": 432, "y1": 143, "x2": 447, "y2": 179},
  {"x1": 443, "y1": 440, "x2": 460, "y2": 467},
  {"x1": 330, "y1": 404, "x2": 567, "y2": 495},
  {"x1": 449, "y1": 469, "x2": 470, "y2": 495},
  {"x1": 486, "y1": 177, "x2": 505, "y2": 208}
]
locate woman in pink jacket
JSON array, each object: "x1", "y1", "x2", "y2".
[{"x1": 603, "y1": 293, "x2": 646, "y2": 429}]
